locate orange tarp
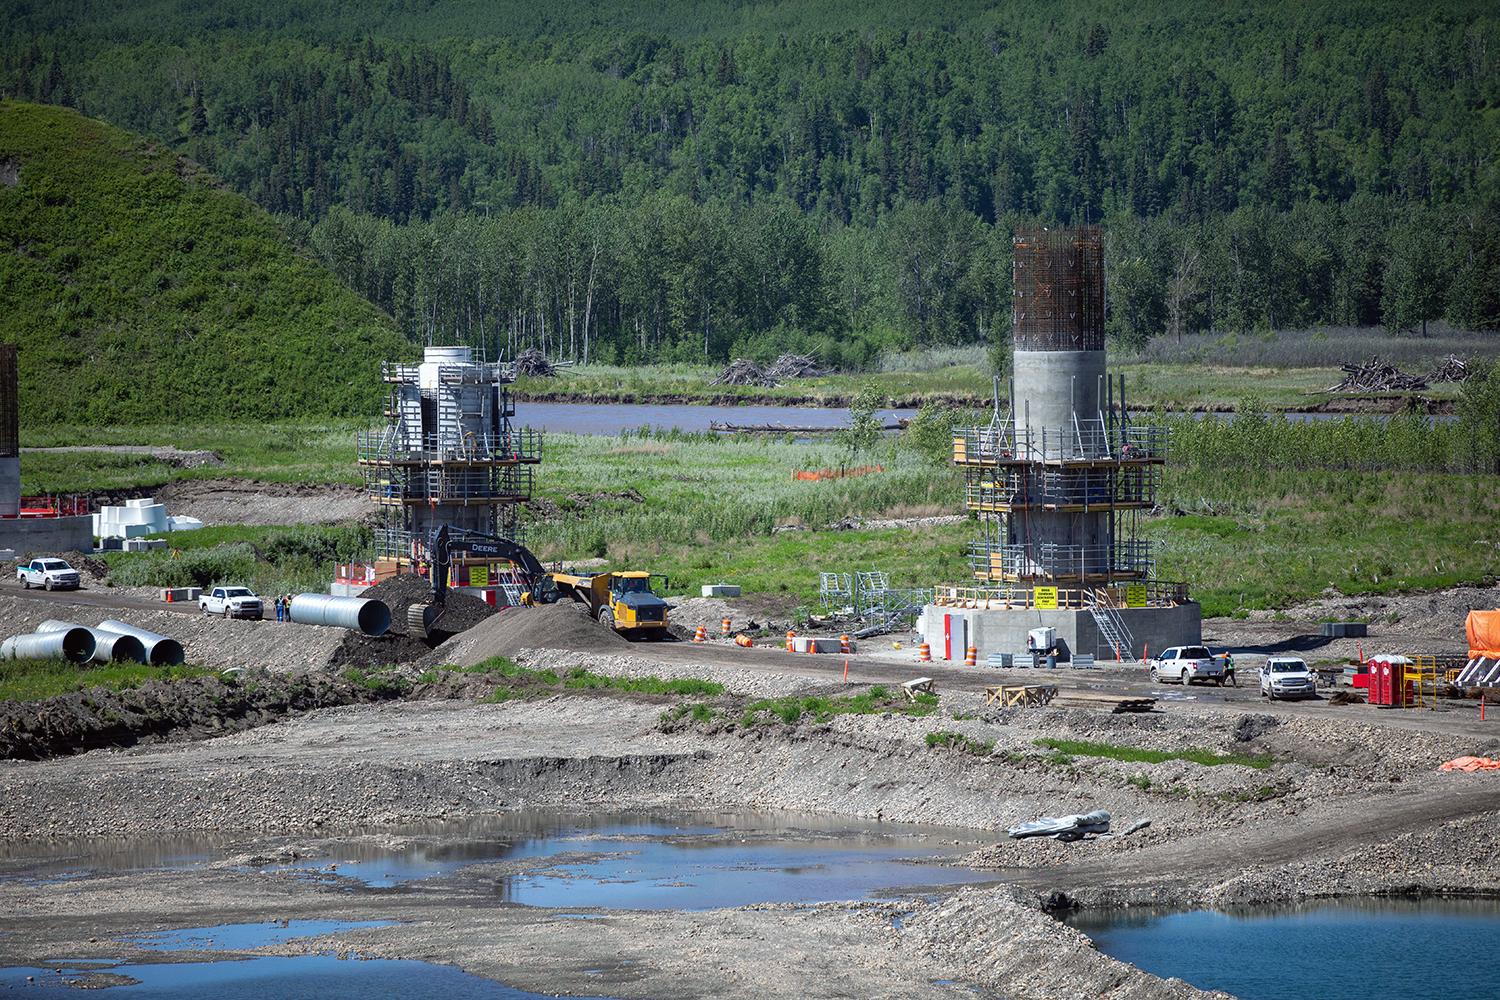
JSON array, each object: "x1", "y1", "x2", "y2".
[
  {"x1": 1466, "y1": 609, "x2": 1500, "y2": 660},
  {"x1": 1439, "y1": 756, "x2": 1500, "y2": 772}
]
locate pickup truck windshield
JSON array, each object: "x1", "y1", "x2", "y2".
[
  {"x1": 1181, "y1": 646, "x2": 1211, "y2": 659},
  {"x1": 224, "y1": 588, "x2": 253, "y2": 598},
  {"x1": 1269, "y1": 661, "x2": 1307, "y2": 672},
  {"x1": 41, "y1": 560, "x2": 70, "y2": 571}
]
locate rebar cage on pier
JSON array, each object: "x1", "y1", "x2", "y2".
[{"x1": 1012, "y1": 226, "x2": 1105, "y2": 352}]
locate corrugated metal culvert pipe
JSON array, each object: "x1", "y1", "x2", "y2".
[
  {"x1": 289, "y1": 594, "x2": 391, "y2": 636},
  {"x1": 96, "y1": 620, "x2": 185, "y2": 666},
  {"x1": 1, "y1": 627, "x2": 96, "y2": 663},
  {"x1": 36, "y1": 620, "x2": 147, "y2": 664}
]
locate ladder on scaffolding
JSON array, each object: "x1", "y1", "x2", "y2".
[{"x1": 1084, "y1": 589, "x2": 1135, "y2": 661}]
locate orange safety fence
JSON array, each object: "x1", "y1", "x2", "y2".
[
  {"x1": 794, "y1": 464, "x2": 885, "y2": 482},
  {"x1": 1467, "y1": 610, "x2": 1500, "y2": 660}
]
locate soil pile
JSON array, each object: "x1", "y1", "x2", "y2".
[
  {"x1": 432, "y1": 602, "x2": 627, "y2": 665},
  {"x1": 0, "y1": 672, "x2": 395, "y2": 760},
  {"x1": 327, "y1": 574, "x2": 496, "y2": 668},
  {"x1": 359, "y1": 573, "x2": 496, "y2": 637}
]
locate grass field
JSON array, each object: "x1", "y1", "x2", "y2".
[
  {"x1": 0, "y1": 658, "x2": 212, "y2": 702},
  {"x1": 514, "y1": 334, "x2": 1485, "y2": 411}
]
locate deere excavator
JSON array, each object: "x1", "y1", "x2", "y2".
[
  {"x1": 408, "y1": 525, "x2": 557, "y2": 637},
  {"x1": 410, "y1": 525, "x2": 668, "y2": 638}
]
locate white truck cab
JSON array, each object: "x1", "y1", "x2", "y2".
[
  {"x1": 1149, "y1": 645, "x2": 1225, "y2": 686},
  {"x1": 1261, "y1": 656, "x2": 1316, "y2": 700},
  {"x1": 199, "y1": 586, "x2": 264, "y2": 620},
  {"x1": 17, "y1": 558, "x2": 81, "y2": 591}
]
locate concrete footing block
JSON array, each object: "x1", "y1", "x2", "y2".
[
  {"x1": 791, "y1": 635, "x2": 845, "y2": 654},
  {"x1": 702, "y1": 583, "x2": 742, "y2": 598},
  {"x1": 1320, "y1": 621, "x2": 1368, "y2": 638}
]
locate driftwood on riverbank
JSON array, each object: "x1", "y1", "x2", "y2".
[
  {"x1": 1323, "y1": 357, "x2": 1428, "y2": 393},
  {"x1": 711, "y1": 353, "x2": 831, "y2": 388},
  {"x1": 1425, "y1": 354, "x2": 1471, "y2": 384},
  {"x1": 710, "y1": 420, "x2": 907, "y2": 435}
]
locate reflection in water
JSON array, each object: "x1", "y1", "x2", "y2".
[
  {"x1": 4, "y1": 810, "x2": 993, "y2": 905},
  {"x1": 0, "y1": 956, "x2": 615, "y2": 1000},
  {"x1": 1070, "y1": 899, "x2": 1500, "y2": 1000}
]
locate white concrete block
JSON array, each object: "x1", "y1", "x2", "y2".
[{"x1": 701, "y1": 583, "x2": 742, "y2": 598}]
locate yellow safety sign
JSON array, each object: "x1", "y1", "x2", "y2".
[
  {"x1": 1125, "y1": 583, "x2": 1148, "y2": 608},
  {"x1": 469, "y1": 566, "x2": 489, "y2": 587},
  {"x1": 1033, "y1": 586, "x2": 1059, "y2": 610}
]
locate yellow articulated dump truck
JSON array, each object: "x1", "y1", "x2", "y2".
[{"x1": 550, "y1": 570, "x2": 670, "y2": 636}]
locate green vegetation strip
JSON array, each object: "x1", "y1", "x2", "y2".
[
  {"x1": 925, "y1": 730, "x2": 995, "y2": 756},
  {"x1": 741, "y1": 686, "x2": 936, "y2": 726},
  {"x1": 0, "y1": 658, "x2": 213, "y2": 702},
  {"x1": 421, "y1": 656, "x2": 724, "y2": 702},
  {"x1": 1034, "y1": 738, "x2": 1273, "y2": 770}
]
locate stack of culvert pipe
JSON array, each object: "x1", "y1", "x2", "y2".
[
  {"x1": 1, "y1": 626, "x2": 96, "y2": 663},
  {"x1": 96, "y1": 620, "x2": 185, "y2": 666},
  {"x1": 288, "y1": 594, "x2": 391, "y2": 636},
  {"x1": 36, "y1": 620, "x2": 147, "y2": 664}
]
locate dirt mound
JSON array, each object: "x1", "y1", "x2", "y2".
[
  {"x1": 433, "y1": 602, "x2": 627, "y2": 665},
  {"x1": 150, "y1": 479, "x2": 370, "y2": 526},
  {"x1": 360, "y1": 573, "x2": 496, "y2": 637},
  {"x1": 329, "y1": 631, "x2": 438, "y2": 669},
  {"x1": 0, "y1": 672, "x2": 394, "y2": 760}
]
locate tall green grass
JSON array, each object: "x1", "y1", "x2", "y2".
[{"x1": 0, "y1": 658, "x2": 213, "y2": 701}]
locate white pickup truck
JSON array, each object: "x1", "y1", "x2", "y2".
[
  {"x1": 16, "y1": 557, "x2": 82, "y2": 591},
  {"x1": 1149, "y1": 645, "x2": 1225, "y2": 686},
  {"x1": 1260, "y1": 656, "x2": 1317, "y2": 700},
  {"x1": 199, "y1": 586, "x2": 264, "y2": 620}
]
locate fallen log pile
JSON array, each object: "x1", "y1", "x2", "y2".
[
  {"x1": 514, "y1": 347, "x2": 557, "y2": 377},
  {"x1": 1424, "y1": 354, "x2": 1471, "y2": 384},
  {"x1": 1324, "y1": 357, "x2": 1428, "y2": 393},
  {"x1": 711, "y1": 353, "x2": 831, "y2": 387}
]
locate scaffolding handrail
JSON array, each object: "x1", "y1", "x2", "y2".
[
  {"x1": 932, "y1": 580, "x2": 1188, "y2": 610},
  {"x1": 357, "y1": 427, "x2": 543, "y2": 465},
  {"x1": 968, "y1": 539, "x2": 1153, "y2": 581},
  {"x1": 953, "y1": 421, "x2": 1167, "y2": 464}
]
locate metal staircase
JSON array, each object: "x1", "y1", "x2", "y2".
[{"x1": 1084, "y1": 589, "x2": 1135, "y2": 660}]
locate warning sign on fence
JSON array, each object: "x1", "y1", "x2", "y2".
[
  {"x1": 1125, "y1": 583, "x2": 1148, "y2": 608},
  {"x1": 1033, "y1": 586, "x2": 1059, "y2": 610},
  {"x1": 469, "y1": 566, "x2": 489, "y2": 587}
]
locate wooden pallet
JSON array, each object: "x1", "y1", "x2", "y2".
[{"x1": 986, "y1": 684, "x2": 1057, "y2": 707}]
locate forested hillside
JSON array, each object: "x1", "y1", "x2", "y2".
[
  {"x1": 4, "y1": 1, "x2": 1498, "y2": 367},
  {"x1": 0, "y1": 101, "x2": 410, "y2": 424}
]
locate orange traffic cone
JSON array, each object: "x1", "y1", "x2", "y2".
[
  {"x1": 693, "y1": 623, "x2": 707, "y2": 643},
  {"x1": 786, "y1": 630, "x2": 796, "y2": 652},
  {"x1": 918, "y1": 642, "x2": 932, "y2": 663},
  {"x1": 964, "y1": 645, "x2": 977, "y2": 667},
  {"x1": 840, "y1": 634, "x2": 851, "y2": 654},
  {"x1": 721, "y1": 617, "x2": 731, "y2": 636},
  {"x1": 734, "y1": 634, "x2": 753, "y2": 648}
]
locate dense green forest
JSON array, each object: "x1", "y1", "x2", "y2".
[
  {"x1": 4, "y1": 1, "x2": 1499, "y2": 367},
  {"x1": 0, "y1": 101, "x2": 409, "y2": 423}
]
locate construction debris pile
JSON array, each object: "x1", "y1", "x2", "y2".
[
  {"x1": 513, "y1": 347, "x2": 558, "y2": 377},
  {"x1": 1323, "y1": 357, "x2": 1429, "y2": 393},
  {"x1": 1424, "y1": 354, "x2": 1471, "y2": 384},
  {"x1": 711, "y1": 353, "x2": 830, "y2": 388}
]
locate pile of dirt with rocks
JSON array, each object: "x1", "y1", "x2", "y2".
[
  {"x1": 0, "y1": 671, "x2": 398, "y2": 760},
  {"x1": 359, "y1": 573, "x2": 496, "y2": 637},
  {"x1": 431, "y1": 602, "x2": 627, "y2": 665}
]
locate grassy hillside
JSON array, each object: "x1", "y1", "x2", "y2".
[{"x1": 0, "y1": 100, "x2": 411, "y2": 425}]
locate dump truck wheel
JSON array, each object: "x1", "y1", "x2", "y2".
[{"x1": 598, "y1": 608, "x2": 615, "y2": 629}]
